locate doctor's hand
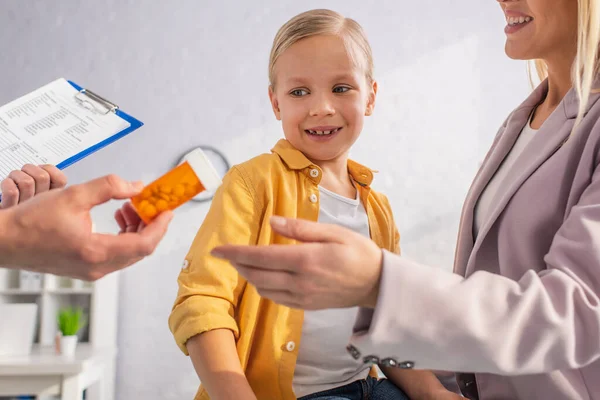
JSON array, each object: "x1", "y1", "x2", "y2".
[{"x1": 0, "y1": 174, "x2": 173, "y2": 280}]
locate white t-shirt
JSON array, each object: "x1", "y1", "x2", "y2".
[
  {"x1": 474, "y1": 117, "x2": 538, "y2": 237},
  {"x1": 292, "y1": 185, "x2": 372, "y2": 397}
]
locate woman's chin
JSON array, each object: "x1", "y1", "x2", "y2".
[{"x1": 504, "y1": 43, "x2": 536, "y2": 61}]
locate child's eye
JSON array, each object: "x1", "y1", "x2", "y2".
[
  {"x1": 290, "y1": 89, "x2": 309, "y2": 97},
  {"x1": 333, "y1": 86, "x2": 350, "y2": 93}
]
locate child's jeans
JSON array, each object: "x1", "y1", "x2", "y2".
[{"x1": 297, "y1": 376, "x2": 410, "y2": 400}]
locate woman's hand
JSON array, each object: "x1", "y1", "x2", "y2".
[{"x1": 212, "y1": 216, "x2": 384, "y2": 310}]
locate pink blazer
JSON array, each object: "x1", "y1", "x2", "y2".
[{"x1": 350, "y1": 79, "x2": 600, "y2": 399}]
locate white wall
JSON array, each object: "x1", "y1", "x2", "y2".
[{"x1": 0, "y1": 1, "x2": 530, "y2": 398}]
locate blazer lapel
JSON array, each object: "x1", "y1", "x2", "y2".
[
  {"x1": 462, "y1": 79, "x2": 600, "y2": 276},
  {"x1": 453, "y1": 81, "x2": 549, "y2": 276}
]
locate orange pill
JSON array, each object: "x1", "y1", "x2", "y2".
[
  {"x1": 159, "y1": 184, "x2": 172, "y2": 194},
  {"x1": 155, "y1": 199, "x2": 169, "y2": 212},
  {"x1": 159, "y1": 192, "x2": 170, "y2": 201},
  {"x1": 144, "y1": 204, "x2": 157, "y2": 218}
]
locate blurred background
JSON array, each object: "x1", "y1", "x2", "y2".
[{"x1": 0, "y1": 1, "x2": 529, "y2": 398}]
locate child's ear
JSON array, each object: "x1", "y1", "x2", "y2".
[
  {"x1": 365, "y1": 80, "x2": 378, "y2": 116},
  {"x1": 268, "y1": 86, "x2": 282, "y2": 120}
]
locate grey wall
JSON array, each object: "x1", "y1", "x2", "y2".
[{"x1": 1, "y1": 1, "x2": 530, "y2": 398}]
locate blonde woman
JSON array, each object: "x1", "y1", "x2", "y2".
[
  {"x1": 170, "y1": 8, "x2": 462, "y2": 400},
  {"x1": 214, "y1": 0, "x2": 600, "y2": 399}
]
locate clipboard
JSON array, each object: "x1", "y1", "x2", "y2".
[{"x1": 0, "y1": 78, "x2": 144, "y2": 198}]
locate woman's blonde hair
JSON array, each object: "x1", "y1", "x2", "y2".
[
  {"x1": 268, "y1": 9, "x2": 374, "y2": 88},
  {"x1": 528, "y1": 0, "x2": 600, "y2": 130}
]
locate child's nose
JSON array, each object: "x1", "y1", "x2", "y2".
[{"x1": 309, "y1": 93, "x2": 335, "y2": 117}]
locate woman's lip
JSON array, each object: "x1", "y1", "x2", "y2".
[
  {"x1": 505, "y1": 19, "x2": 532, "y2": 34},
  {"x1": 504, "y1": 9, "x2": 533, "y2": 18}
]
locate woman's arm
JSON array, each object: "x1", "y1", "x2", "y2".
[
  {"x1": 351, "y1": 198, "x2": 600, "y2": 375},
  {"x1": 214, "y1": 172, "x2": 600, "y2": 375},
  {"x1": 187, "y1": 330, "x2": 257, "y2": 400}
]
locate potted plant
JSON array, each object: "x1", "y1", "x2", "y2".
[{"x1": 57, "y1": 307, "x2": 87, "y2": 357}]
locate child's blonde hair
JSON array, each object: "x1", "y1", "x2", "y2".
[{"x1": 268, "y1": 9, "x2": 374, "y2": 88}]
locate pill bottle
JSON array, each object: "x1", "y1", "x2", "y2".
[{"x1": 131, "y1": 148, "x2": 222, "y2": 223}]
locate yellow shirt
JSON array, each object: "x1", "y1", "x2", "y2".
[{"x1": 169, "y1": 139, "x2": 400, "y2": 400}]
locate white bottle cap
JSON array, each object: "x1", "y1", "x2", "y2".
[{"x1": 181, "y1": 148, "x2": 222, "y2": 192}]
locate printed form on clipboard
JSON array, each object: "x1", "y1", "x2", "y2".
[{"x1": 0, "y1": 78, "x2": 143, "y2": 183}]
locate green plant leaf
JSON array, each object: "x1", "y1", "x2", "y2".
[{"x1": 57, "y1": 306, "x2": 87, "y2": 336}]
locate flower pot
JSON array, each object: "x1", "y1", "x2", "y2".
[
  {"x1": 60, "y1": 335, "x2": 78, "y2": 357},
  {"x1": 0, "y1": 304, "x2": 38, "y2": 356}
]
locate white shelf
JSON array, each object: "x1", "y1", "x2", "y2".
[
  {"x1": 47, "y1": 288, "x2": 94, "y2": 295},
  {"x1": 0, "y1": 344, "x2": 118, "y2": 399},
  {"x1": 0, "y1": 288, "x2": 93, "y2": 295},
  {"x1": 0, "y1": 289, "x2": 43, "y2": 295},
  {"x1": 0, "y1": 267, "x2": 119, "y2": 399},
  {"x1": 0, "y1": 344, "x2": 117, "y2": 375}
]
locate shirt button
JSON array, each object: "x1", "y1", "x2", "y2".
[
  {"x1": 285, "y1": 341, "x2": 296, "y2": 352},
  {"x1": 346, "y1": 344, "x2": 361, "y2": 360},
  {"x1": 310, "y1": 168, "x2": 319, "y2": 178},
  {"x1": 309, "y1": 193, "x2": 318, "y2": 203},
  {"x1": 182, "y1": 259, "x2": 189, "y2": 269},
  {"x1": 362, "y1": 355, "x2": 380, "y2": 364},
  {"x1": 381, "y1": 357, "x2": 398, "y2": 367},
  {"x1": 398, "y1": 361, "x2": 415, "y2": 369}
]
